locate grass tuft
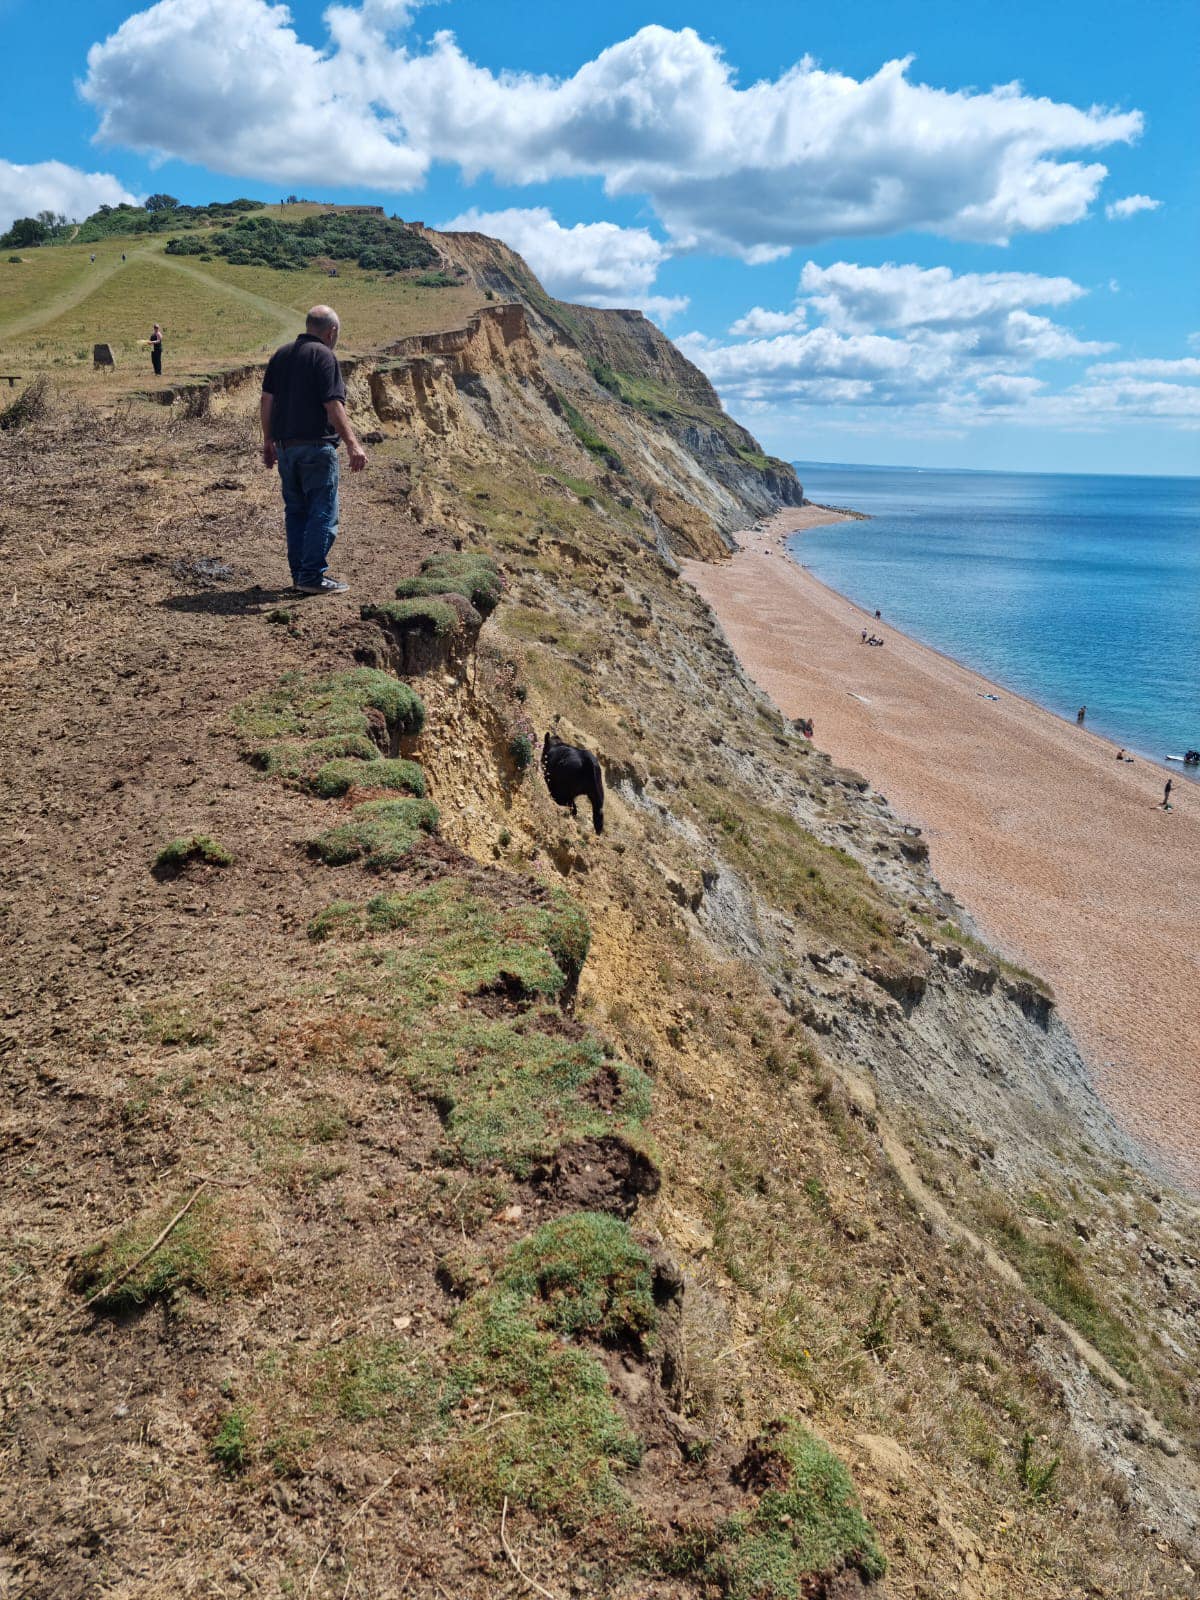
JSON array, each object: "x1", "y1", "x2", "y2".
[
  {"x1": 311, "y1": 797, "x2": 439, "y2": 869},
  {"x1": 247, "y1": 733, "x2": 381, "y2": 782},
  {"x1": 498, "y1": 1213, "x2": 657, "y2": 1343},
  {"x1": 232, "y1": 667, "x2": 425, "y2": 744},
  {"x1": 309, "y1": 756, "x2": 426, "y2": 799},
  {"x1": 152, "y1": 833, "x2": 233, "y2": 874},
  {"x1": 408, "y1": 1020, "x2": 651, "y2": 1176},
  {"x1": 0, "y1": 374, "x2": 49, "y2": 432},
  {"x1": 313, "y1": 876, "x2": 589, "y2": 996},
  {"x1": 662, "y1": 1420, "x2": 885, "y2": 1596},
  {"x1": 363, "y1": 596, "x2": 466, "y2": 636},
  {"x1": 394, "y1": 551, "x2": 504, "y2": 617},
  {"x1": 69, "y1": 1193, "x2": 257, "y2": 1312},
  {"x1": 444, "y1": 1217, "x2": 650, "y2": 1524},
  {"x1": 211, "y1": 1407, "x2": 252, "y2": 1474}
]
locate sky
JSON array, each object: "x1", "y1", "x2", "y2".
[{"x1": 2, "y1": 0, "x2": 1197, "y2": 474}]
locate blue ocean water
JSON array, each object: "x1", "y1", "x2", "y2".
[{"x1": 789, "y1": 462, "x2": 1200, "y2": 776}]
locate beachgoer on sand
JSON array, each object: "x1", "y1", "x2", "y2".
[{"x1": 1162, "y1": 779, "x2": 1173, "y2": 810}]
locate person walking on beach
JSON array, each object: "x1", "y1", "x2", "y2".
[
  {"x1": 1162, "y1": 779, "x2": 1173, "y2": 810},
  {"x1": 148, "y1": 323, "x2": 163, "y2": 377},
  {"x1": 260, "y1": 305, "x2": 367, "y2": 596}
]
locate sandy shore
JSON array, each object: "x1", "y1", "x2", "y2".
[{"x1": 683, "y1": 507, "x2": 1200, "y2": 1186}]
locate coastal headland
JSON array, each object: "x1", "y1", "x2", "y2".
[{"x1": 684, "y1": 507, "x2": 1200, "y2": 1186}]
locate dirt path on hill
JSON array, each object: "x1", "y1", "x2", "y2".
[
  {"x1": 0, "y1": 242, "x2": 299, "y2": 349},
  {"x1": 0, "y1": 241, "x2": 158, "y2": 342},
  {"x1": 154, "y1": 250, "x2": 298, "y2": 333}
]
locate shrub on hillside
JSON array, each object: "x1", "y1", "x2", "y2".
[{"x1": 168, "y1": 212, "x2": 438, "y2": 274}]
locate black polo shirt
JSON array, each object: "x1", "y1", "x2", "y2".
[{"x1": 262, "y1": 334, "x2": 346, "y2": 444}]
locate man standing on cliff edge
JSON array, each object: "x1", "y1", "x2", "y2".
[{"x1": 260, "y1": 305, "x2": 368, "y2": 595}]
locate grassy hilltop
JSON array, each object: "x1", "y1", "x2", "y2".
[
  {"x1": 1, "y1": 205, "x2": 1199, "y2": 1600},
  {"x1": 0, "y1": 203, "x2": 483, "y2": 382}
]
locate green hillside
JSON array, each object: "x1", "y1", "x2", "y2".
[{"x1": 0, "y1": 221, "x2": 485, "y2": 384}]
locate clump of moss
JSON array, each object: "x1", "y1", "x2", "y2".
[
  {"x1": 664, "y1": 1421, "x2": 885, "y2": 1596},
  {"x1": 69, "y1": 1192, "x2": 256, "y2": 1312},
  {"x1": 408, "y1": 1019, "x2": 651, "y2": 1176},
  {"x1": 498, "y1": 1213, "x2": 657, "y2": 1343},
  {"x1": 311, "y1": 797, "x2": 439, "y2": 868},
  {"x1": 363, "y1": 596, "x2": 466, "y2": 637},
  {"x1": 247, "y1": 732, "x2": 381, "y2": 782},
  {"x1": 444, "y1": 1217, "x2": 650, "y2": 1523},
  {"x1": 152, "y1": 833, "x2": 233, "y2": 876},
  {"x1": 393, "y1": 550, "x2": 504, "y2": 618},
  {"x1": 310, "y1": 876, "x2": 590, "y2": 999},
  {"x1": 232, "y1": 667, "x2": 425, "y2": 744},
  {"x1": 310, "y1": 756, "x2": 426, "y2": 799}
]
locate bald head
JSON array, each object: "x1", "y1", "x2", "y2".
[{"x1": 306, "y1": 305, "x2": 340, "y2": 347}]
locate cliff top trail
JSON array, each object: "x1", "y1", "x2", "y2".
[{"x1": 1, "y1": 211, "x2": 1198, "y2": 1600}]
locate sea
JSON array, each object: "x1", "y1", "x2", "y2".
[{"x1": 789, "y1": 462, "x2": 1200, "y2": 778}]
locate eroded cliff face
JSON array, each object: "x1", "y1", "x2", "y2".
[
  {"x1": 340, "y1": 287, "x2": 1200, "y2": 1579},
  {"x1": 432, "y1": 230, "x2": 805, "y2": 533}
]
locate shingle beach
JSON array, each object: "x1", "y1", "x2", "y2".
[{"x1": 684, "y1": 507, "x2": 1200, "y2": 1184}]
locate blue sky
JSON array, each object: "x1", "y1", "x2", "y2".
[{"x1": 2, "y1": 0, "x2": 1197, "y2": 473}]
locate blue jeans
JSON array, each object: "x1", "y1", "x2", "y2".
[{"x1": 277, "y1": 442, "x2": 339, "y2": 588}]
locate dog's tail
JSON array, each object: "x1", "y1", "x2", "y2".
[{"x1": 586, "y1": 751, "x2": 605, "y2": 835}]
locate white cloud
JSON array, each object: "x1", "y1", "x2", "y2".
[
  {"x1": 681, "y1": 257, "x2": 1150, "y2": 431},
  {"x1": 83, "y1": 0, "x2": 428, "y2": 189},
  {"x1": 1087, "y1": 357, "x2": 1200, "y2": 379},
  {"x1": 439, "y1": 205, "x2": 686, "y2": 321},
  {"x1": 1105, "y1": 192, "x2": 1161, "y2": 220},
  {"x1": 82, "y1": 5, "x2": 1144, "y2": 257},
  {"x1": 0, "y1": 158, "x2": 137, "y2": 234},
  {"x1": 797, "y1": 261, "x2": 1085, "y2": 332},
  {"x1": 680, "y1": 324, "x2": 957, "y2": 409},
  {"x1": 1051, "y1": 377, "x2": 1200, "y2": 423},
  {"x1": 973, "y1": 374, "x2": 1045, "y2": 405},
  {"x1": 729, "y1": 306, "x2": 807, "y2": 336}
]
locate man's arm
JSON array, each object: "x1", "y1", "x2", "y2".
[
  {"x1": 324, "y1": 399, "x2": 368, "y2": 473},
  {"x1": 260, "y1": 393, "x2": 276, "y2": 468}
]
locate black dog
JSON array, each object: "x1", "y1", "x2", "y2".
[{"x1": 541, "y1": 731, "x2": 604, "y2": 834}]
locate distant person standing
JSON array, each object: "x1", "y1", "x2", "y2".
[
  {"x1": 260, "y1": 305, "x2": 367, "y2": 596},
  {"x1": 1077, "y1": 706, "x2": 1086, "y2": 724},
  {"x1": 149, "y1": 323, "x2": 163, "y2": 376},
  {"x1": 1162, "y1": 779, "x2": 1173, "y2": 810}
]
